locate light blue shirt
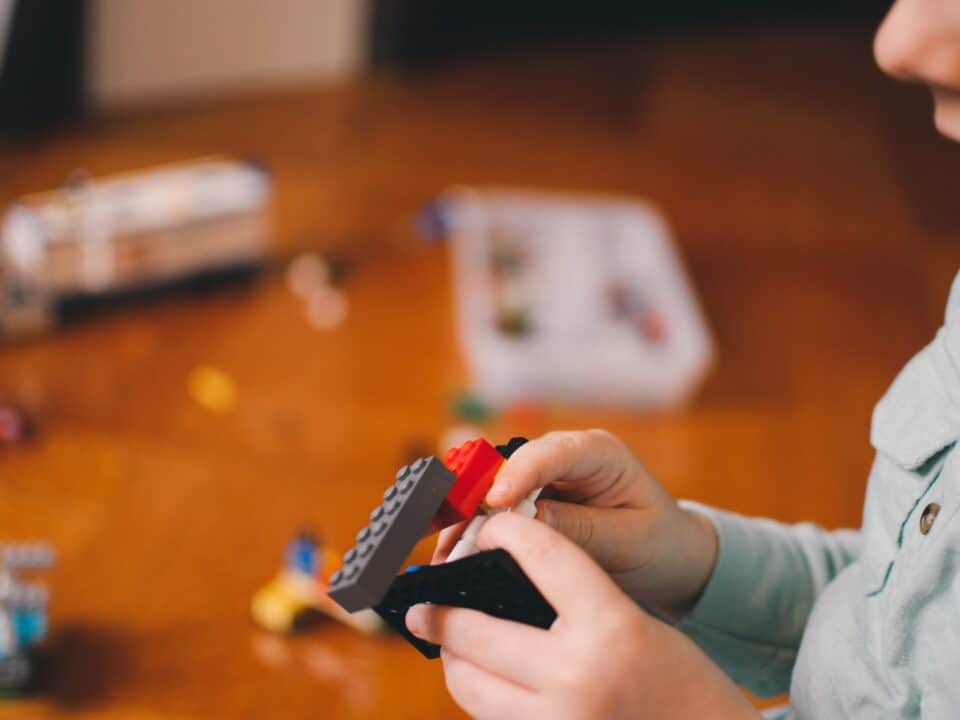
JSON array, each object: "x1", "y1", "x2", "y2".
[{"x1": 679, "y1": 271, "x2": 960, "y2": 718}]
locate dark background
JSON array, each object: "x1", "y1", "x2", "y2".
[
  {"x1": 369, "y1": 0, "x2": 892, "y2": 67},
  {"x1": 0, "y1": 0, "x2": 892, "y2": 137}
]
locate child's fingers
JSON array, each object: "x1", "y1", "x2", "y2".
[
  {"x1": 406, "y1": 603, "x2": 553, "y2": 689},
  {"x1": 432, "y1": 521, "x2": 468, "y2": 564},
  {"x1": 440, "y1": 649, "x2": 540, "y2": 719},
  {"x1": 476, "y1": 511, "x2": 633, "y2": 621},
  {"x1": 485, "y1": 429, "x2": 633, "y2": 509},
  {"x1": 536, "y1": 499, "x2": 639, "y2": 562}
]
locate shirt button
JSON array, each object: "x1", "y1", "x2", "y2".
[{"x1": 920, "y1": 503, "x2": 941, "y2": 535}]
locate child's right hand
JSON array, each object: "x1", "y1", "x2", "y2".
[{"x1": 433, "y1": 430, "x2": 718, "y2": 621}]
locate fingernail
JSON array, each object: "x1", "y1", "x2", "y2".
[
  {"x1": 536, "y1": 502, "x2": 553, "y2": 526},
  {"x1": 405, "y1": 604, "x2": 425, "y2": 636}
]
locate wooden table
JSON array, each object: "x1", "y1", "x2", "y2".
[{"x1": 2, "y1": 21, "x2": 959, "y2": 719}]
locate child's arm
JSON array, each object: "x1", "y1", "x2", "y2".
[
  {"x1": 408, "y1": 511, "x2": 761, "y2": 719},
  {"x1": 677, "y1": 505, "x2": 860, "y2": 697}
]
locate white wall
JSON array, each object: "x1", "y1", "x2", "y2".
[{"x1": 89, "y1": 0, "x2": 368, "y2": 108}]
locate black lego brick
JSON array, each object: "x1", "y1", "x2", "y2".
[
  {"x1": 495, "y1": 436, "x2": 528, "y2": 459},
  {"x1": 328, "y1": 456, "x2": 456, "y2": 612},
  {"x1": 373, "y1": 548, "x2": 557, "y2": 659}
]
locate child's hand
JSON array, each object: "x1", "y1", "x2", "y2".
[
  {"x1": 409, "y1": 512, "x2": 758, "y2": 720},
  {"x1": 434, "y1": 430, "x2": 717, "y2": 620}
]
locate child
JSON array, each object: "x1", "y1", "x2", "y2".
[{"x1": 405, "y1": 2, "x2": 960, "y2": 717}]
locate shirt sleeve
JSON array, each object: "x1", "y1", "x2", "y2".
[{"x1": 676, "y1": 502, "x2": 861, "y2": 698}]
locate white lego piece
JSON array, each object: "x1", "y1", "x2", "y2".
[{"x1": 446, "y1": 488, "x2": 542, "y2": 562}]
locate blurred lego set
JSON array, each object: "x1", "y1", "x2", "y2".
[{"x1": 0, "y1": 157, "x2": 270, "y2": 340}]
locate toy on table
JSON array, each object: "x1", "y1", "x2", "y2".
[
  {"x1": 327, "y1": 437, "x2": 557, "y2": 659},
  {"x1": 0, "y1": 405, "x2": 28, "y2": 446},
  {"x1": 0, "y1": 543, "x2": 54, "y2": 694},
  {"x1": 0, "y1": 157, "x2": 270, "y2": 340},
  {"x1": 434, "y1": 188, "x2": 714, "y2": 409},
  {"x1": 251, "y1": 530, "x2": 384, "y2": 636}
]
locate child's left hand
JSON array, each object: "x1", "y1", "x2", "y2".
[{"x1": 406, "y1": 512, "x2": 759, "y2": 720}]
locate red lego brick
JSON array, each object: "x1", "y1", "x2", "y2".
[{"x1": 426, "y1": 438, "x2": 504, "y2": 535}]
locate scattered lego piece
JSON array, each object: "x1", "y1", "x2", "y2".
[
  {"x1": 428, "y1": 438, "x2": 504, "y2": 534},
  {"x1": 373, "y1": 549, "x2": 556, "y2": 659},
  {"x1": 607, "y1": 283, "x2": 634, "y2": 320},
  {"x1": 304, "y1": 286, "x2": 348, "y2": 331},
  {"x1": 640, "y1": 309, "x2": 667, "y2": 343},
  {"x1": 414, "y1": 200, "x2": 450, "y2": 243},
  {"x1": 188, "y1": 364, "x2": 238, "y2": 414},
  {"x1": 286, "y1": 531, "x2": 320, "y2": 576},
  {"x1": 0, "y1": 407, "x2": 27, "y2": 446},
  {"x1": 496, "y1": 305, "x2": 533, "y2": 337},
  {"x1": 449, "y1": 390, "x2": 495, "y2": 423},
  {"x1": 490, "y1": 233, "x2": 529, "y2": 276},
  {"x1": 251, "y1": 532, "x2": 383, "y2": 635},
  {"x1": 0, "y1": 542, "x2": 54, "y2": 694},
  {"x1": 328, "y1": 457, "x2": 456, "y2": 612},
  {"x1": 286, "y1": 254, "x2": 331, "y2": 298}
]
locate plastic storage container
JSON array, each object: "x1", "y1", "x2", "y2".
[{"x1": 442, "y1": 188, "x2": 713, "y2": 409}]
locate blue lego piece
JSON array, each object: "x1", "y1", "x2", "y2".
[
  {"x1": 414, "y1": 199, "x2": 451, "y2": 243},
  {"x1": 12, "y1": 608, "x2": 45, "y2": 646},
  {"x1": 286, "y1": 533, "x2": 319, "y2": 576}
]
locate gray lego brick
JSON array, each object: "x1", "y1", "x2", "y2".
[{"x1": 328, "y1": 456, "x2": 455, "y2": 612}]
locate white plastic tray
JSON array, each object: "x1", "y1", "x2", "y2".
[{"x1": 443, "y1": 188, "x2": 714, "y2": 409}]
